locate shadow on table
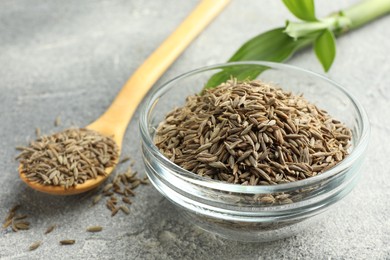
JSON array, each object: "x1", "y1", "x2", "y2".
[
  {"x1": 115, "y1": 197, "x2": 322, "y2": 259},
  {"x1": 5, "y1": 179, "x2": 99, "y2": 220}
]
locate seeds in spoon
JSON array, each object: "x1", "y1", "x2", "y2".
[{"x1": 17, "y1": 128, "x2": 119, "y2": 188}]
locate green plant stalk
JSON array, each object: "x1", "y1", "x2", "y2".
[
  {"x1": 286, "y1": 0, "x2": 390, "y2": 38},
  {"x1": 343, "y1": 0, "x2": 390, "y2": 30},
  {"x1": 205, "y1": 0, "x2": 390, "y2": 89}
]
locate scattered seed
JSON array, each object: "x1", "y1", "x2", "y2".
[
  {"x1": 91, "y1": 194, "x2": 102, "y2": 205},
  {"x1": 29, "y1": 241, "x2": 41, "y2": 251},
  {"x1": 119, "y1": 205, "x2": 130, "y2": 215},
  {"x1": 3, "y1": 205, "x2": 31, "y2": 232},
  {"x1": 11, "y1": 221, "x2": 18, "y2": 232},
  {"x1": 10, "y1": 205, "x2": 21, "y2": 213},
  {"x1": 86, "y1": 226, "x2": 103, "y2": 232},
  {"x1": 122, "y1": 197, "x2": 132, "y2": 204},
  {"x1": 111, "y1": 207, "x2": 119, "y2": 217},
  {"x1": 119, "y1": 156, "x2": 131, "y2": 164},
  {"x1": 131, "y1": 180, "x2": 141, "y2": 189},
  {"x1": 14, "y1": 221, "x2": 30, "y2": 230},
  {"x1": 89, "y1": 158, "x2": 156, "y2": 216},
  {"x1": 14, "y1": 215, "x2": 28, "y2": 220},
  {"x1": 35, "y1": 128, "x2": 41, "y2": 137},
  {"x1": 44, "y1": 224, "x2": 56, "y2": 234},
  {"x1": 60, "y1": 240, "x2": 75, "y2": 245},
  {"x1": 3, "y1": 218, "x2": 12, "y2": 229},
  {"x1": 103, "y1": 183, "x2": 113, "y2": 193},
  {"x1": 103, "y1": 191, "x2": 114, "y2": 197},
  {"x1": 54, "y1": 116, "x2": 61, "y2": 127}
]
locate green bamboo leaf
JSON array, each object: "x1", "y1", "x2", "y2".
[
  {"x1": 204, "y1": 28, "x2": 315, "y2": 89},
  {"x1": 314, "y1": 29, "x2": 336, "y2": 72},
  {"x1": 204, "y1": 65, "x2": 270, "y2": 91},
  {"x1": 228, "y1": 28, "x2": 296, "y2": 61},
  {"x1": 282, "y1": 0, "x2": 317, "y2": 21}
]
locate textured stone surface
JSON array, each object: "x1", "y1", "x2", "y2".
[{"x1": 0, "y1": 0, "x2": 389, "y2": 259}]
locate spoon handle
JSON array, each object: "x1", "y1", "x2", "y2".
[{"x1": 88, "y1": 0, "x2": 230, "y2": 139}]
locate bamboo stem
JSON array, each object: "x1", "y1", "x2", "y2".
[{"x1": 343, "y1": 0, "x2": 390, "y2": 30}]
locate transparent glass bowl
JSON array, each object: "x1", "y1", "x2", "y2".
[{"x1": 139, "y1": 62, "x2": 370, "y2": 242}]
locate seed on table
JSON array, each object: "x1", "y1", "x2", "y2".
[
  {"x1": 29, "y1": 241, "x2": 42, "y2": 251},
  {"x1": 124, "y1": 188, "x2": 135, "y2": 196},
  {"x1": 60, "y1": 240, "x2": 75, "y2": 245},
  {"x1": 10, "y1": 205, "x2": 21, "y2": 213},
  {"x1": 120, "y1": 174, "x2": 128, "y2": 185},
  {"x1": 11, "y1": 221, "x2": 19, "y2": 232},
  {"x1": 122, "y1": 197, "x2": 132, "y2": 204},
  {"x1": 131, "y1": 180, "x2": 141, "y2": 189},
  {"x1": 54, "y1": 116, "x2": 61, "y2": 126},
  {"x1": 106, "y1": 201, "x2": 115, "y2": 211},
  {"x1": 120, "y1": 205, "x2": 130, "y2": 215},
  {"x1": 111, "y1": 207, "x2": 119, "y2": 217},
  {"x1": 92, "y1": 194, "x2": 102, "y2": 205},
  {"x1": 119, "y1": 156, "x2": 131, "y2": 164},
  {"x1": 3, "y1": 218, "x2": 12, "y2": 229},
  {"x1": 14, "y1": 214, "x2": 28, "y2": 220},
  {"x1": 14, "y1": 221, "x2": 30, "y2": 230},
  {"x1": 86, "y1": 226, "x2": 103, "y2": 232},
  {"x1": 103, "y1": 191, "x2": 114, "y2": 197},
  {"x1": 44, "y1": 224, "x2": 56, "y2": 234},
  {"x1": 114, "y1": 189, "x2": 125, "y2": 195},
  {"x1": 35, "y1": 128, "x2": 41, "y2": 137}
]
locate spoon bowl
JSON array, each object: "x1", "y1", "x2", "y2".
[{"x1": 18, "y1": 0, "x2": 230, "y2": 195}]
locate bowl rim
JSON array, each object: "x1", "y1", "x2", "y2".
[{"x1": 139, "y1": 61, "x2": 370, "y2": 193}]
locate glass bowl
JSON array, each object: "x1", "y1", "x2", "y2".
[{"x1": 139, "y1": 62, "x2": 370, "y2": 242}]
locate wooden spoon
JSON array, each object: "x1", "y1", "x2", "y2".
[{"x1": 19, "y1": 0, "x2": 230, "y2": 195}]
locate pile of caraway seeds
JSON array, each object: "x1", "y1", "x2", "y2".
[{"x1": 155, "y1": 79, "x2": 352, "y2": 185}]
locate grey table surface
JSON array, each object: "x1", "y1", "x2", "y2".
[{"x1": 0, "y1": 0, "x2": 389, "y2": 259}]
